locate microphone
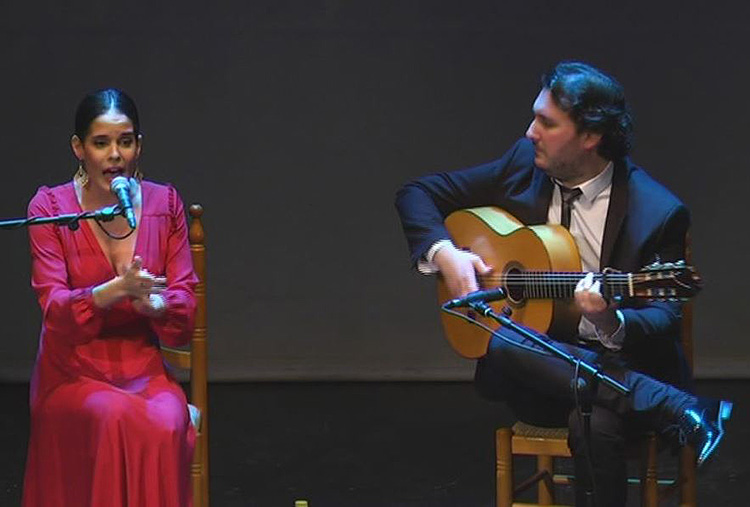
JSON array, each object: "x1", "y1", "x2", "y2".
[
  {"x1": 110, "y1": 176, "x2": 137, "y2": 229},
  {"x1": 442, "y1": 287, "x2": 507, "y2": 309}
]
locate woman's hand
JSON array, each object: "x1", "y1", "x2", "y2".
[
  {"x1": 131, "y1": 294, "x2": 167, "y2": 317},
  {"x1": 92, "y1": 256, "x2": 166, "y2": 308},
  {"x1": 120, "y1": 256, "x2": 166, "y2": 299}
]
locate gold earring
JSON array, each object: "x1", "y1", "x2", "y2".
[
  {"x1": 133, "y1": 165, "x2": 144, "y2": 181},
  {"x1": 74, "y1": 161, "x2": 89, "y2": 187}
]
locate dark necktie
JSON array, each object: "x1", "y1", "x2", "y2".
[{"x1": 559, "y1": 186, "x2": 582, "y2": 229}]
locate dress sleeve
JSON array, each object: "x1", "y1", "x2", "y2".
[
  {"x1": 28, "y1": 187, "x2": 106, "y2": 345},
  {"x1": 148, "y1": 186, "x2": 198, "y2": 347}
]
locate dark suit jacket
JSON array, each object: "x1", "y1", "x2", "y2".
[{"x1": 395, "y1": 138, "x2": 692, "y2": 388}]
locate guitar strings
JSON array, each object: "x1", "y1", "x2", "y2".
[{"x1": 477, "y1": 274, "x2": 671, "y2": 284}]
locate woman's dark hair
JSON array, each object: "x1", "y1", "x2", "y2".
[
  {"x1": 542, "y1": 62, "x2": 633, "y2": 160},
  {"x1": 74, "y1": 88, "x2": 140, "y2": 139}
]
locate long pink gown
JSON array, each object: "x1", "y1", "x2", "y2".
[{"x1": 22, "y1": 180, "x2": 197, "y2": 507}]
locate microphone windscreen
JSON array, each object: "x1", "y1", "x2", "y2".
[{"x1": 110, "y1": 176, "x2": 130, "y2": 193}]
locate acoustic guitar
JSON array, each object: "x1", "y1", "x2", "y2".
[{"x1": 438, "y1": 207, "x2": 702, "y2": 358}]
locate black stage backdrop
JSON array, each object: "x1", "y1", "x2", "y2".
[{"x1": 0, "y1": 1, "x2": 747, "y2": 381}]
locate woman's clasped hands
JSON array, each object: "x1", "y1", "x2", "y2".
[{"x1": 124, "y1": 256, "x2": 167, "y2": 317}]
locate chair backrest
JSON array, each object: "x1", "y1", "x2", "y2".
[{"x1": 161, "y1": 203, "x2": 209, "y2": 507}]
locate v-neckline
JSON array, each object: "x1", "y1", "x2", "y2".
[{"x1": 72, "y1": 181, "x2": 144, "y2": 276}]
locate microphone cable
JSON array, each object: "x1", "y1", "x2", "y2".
[{"x1": 93, "y1": 213, "x2": 136, "y2": 240}]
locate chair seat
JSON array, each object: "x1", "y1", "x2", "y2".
[
  {"x1": 511, "y1": 422, "x2": 668, "y2": 458},
  {"x1": 512, "y1": 422, "x2": 569, "y2": 440},
  {"x1": 511, "y1": 422, "x2": 571, "y2": 457}
]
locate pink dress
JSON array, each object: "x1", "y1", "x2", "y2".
[{"x1": 22, "y1": 181, "x2": 197, "y2": 507}]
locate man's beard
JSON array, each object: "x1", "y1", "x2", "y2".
[{"x1": 543, "y1": 158, "x2": 583, "y2": 186}]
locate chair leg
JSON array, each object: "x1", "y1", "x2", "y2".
[
  {"x1": 537, "y1": 454, "x2": 555, "y2": 505},
  {"x1": 679, "y1": 445, "x2": 697, "y2": 507},
  {"x1": 496, "y1": 428, "x2": 513, "y2": 507},
  {"x1": 641, "y1": 434, "x2": 659, "y2": 507}
]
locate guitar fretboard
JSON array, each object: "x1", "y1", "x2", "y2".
[{"x1": 481, "y1": 272, "x2": 634, "y2": 299}]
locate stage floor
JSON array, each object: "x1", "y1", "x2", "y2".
[{"x1": 1, "y1": 380, "x2": 745, "y2": 506}]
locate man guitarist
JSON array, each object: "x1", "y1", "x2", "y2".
[{"x1": 395, "y1": 61, "x2": 731, "y2": 506}]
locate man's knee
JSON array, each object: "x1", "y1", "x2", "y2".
[
  {"x1": 473, "y1": 332, "x2": 517, "y2": 397},
  {"x1": 474, "y1": 355, "x2": 505, "y2": 400}
]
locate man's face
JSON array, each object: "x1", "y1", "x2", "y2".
[{"x1": 525, "y1": 88, "x2": 599, "y2": 185}]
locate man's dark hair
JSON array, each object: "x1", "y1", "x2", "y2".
[{"x1": 542, "y1": 62, "x2": 633, "y2": 160}]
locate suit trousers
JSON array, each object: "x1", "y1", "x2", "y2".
[{"x1": 474, "y1": 324, "x2": 695, "y2": 506}]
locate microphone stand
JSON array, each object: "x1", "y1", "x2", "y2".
[
  {"x1": 0, "y1": 205, "x2": 123, "y2": 231},
  {"x1": 441, "y1": 295, "x2": 631, "y2": 507}
]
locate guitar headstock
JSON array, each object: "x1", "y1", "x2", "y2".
[{"x1": 632, "y1": 260, "x2": 703, "y2": 300}]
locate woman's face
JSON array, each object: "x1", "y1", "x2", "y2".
[{"x1": 72, "y1": 110, "x2": 141, "y2": 195}]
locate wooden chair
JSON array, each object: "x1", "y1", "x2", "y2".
[
  {"x1": 161, "y1": 204, "x2": 210, "y2": 507},
  {"x1": 496, "y1": 238, "x2": 697, "y2": 506}
]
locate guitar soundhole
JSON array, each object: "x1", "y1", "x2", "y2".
[{"x1": 504, "y1": 266, "x2": 526, "y2": 304}]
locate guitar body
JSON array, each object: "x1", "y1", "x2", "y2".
[{"x1": 439, "y1": 207, "x2": 583, "y2": 358}]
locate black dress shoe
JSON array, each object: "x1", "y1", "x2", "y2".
[{"x1": 679, "y1": 399, "x2": 733, "y2": 466}]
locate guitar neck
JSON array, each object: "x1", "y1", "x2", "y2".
[{"x1": 499, "y1": 272, "x2": 633, "y2": 299}]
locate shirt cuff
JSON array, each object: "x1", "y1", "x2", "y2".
[
  {"x1": 595, "y1": 309, "x2": 625, "y2": 350},
  {"x1": 149, "y1": 294, "x2": 167, "y2": 313},
  {"x1": 417, "y1": 239, "x2": 455, "y2": 274}
]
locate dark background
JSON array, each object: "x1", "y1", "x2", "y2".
[{"x1": 0, "y1": 1, "x2": 748, "y2": 382}]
